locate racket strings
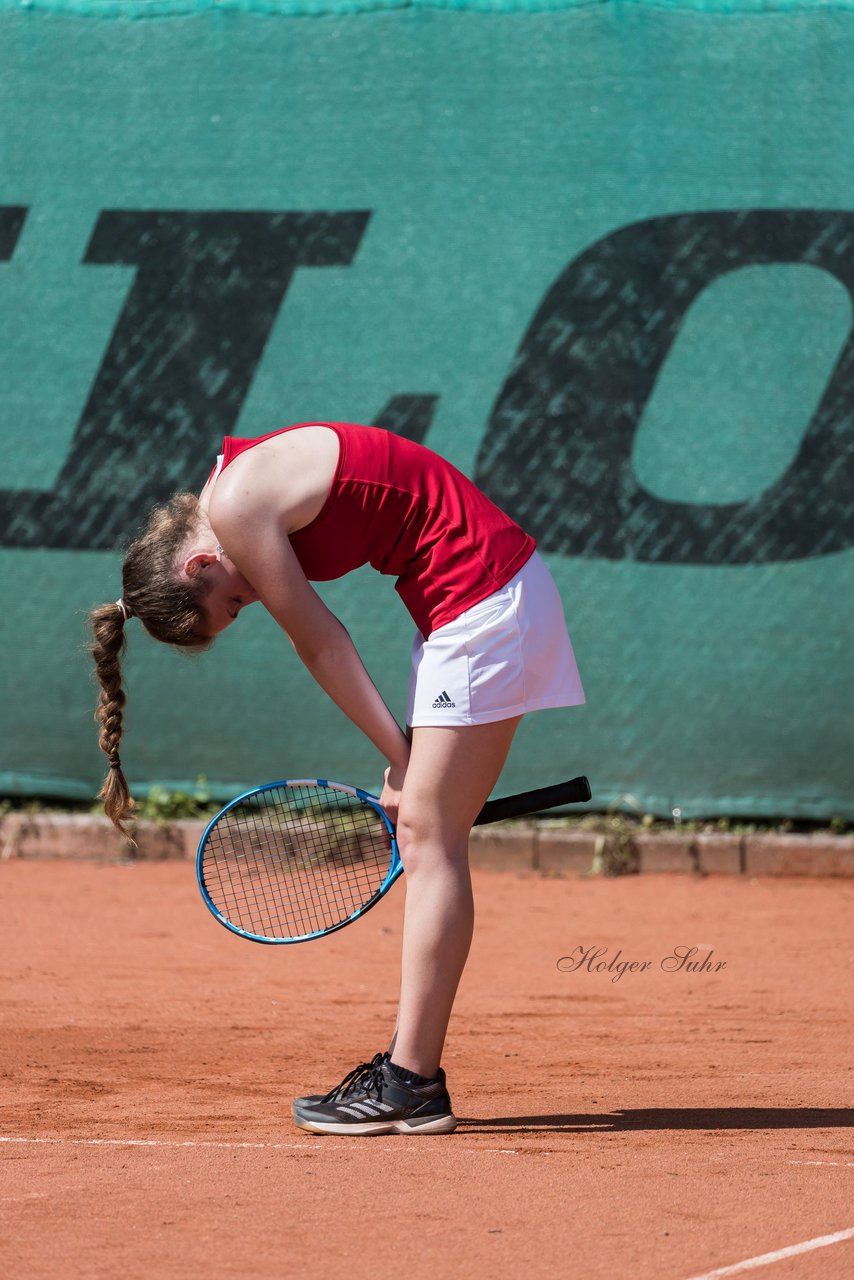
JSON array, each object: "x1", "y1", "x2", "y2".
[{"x1": 201, "y1": 784, "x2": 394, "y2": 940}]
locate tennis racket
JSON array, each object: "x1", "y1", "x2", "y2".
[{"x1": 197, "y1": 774, "x2": 591, "y2": 944}]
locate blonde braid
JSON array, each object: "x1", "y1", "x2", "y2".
[
  {"x1": 90, "y1": 602, "x2": 135, "y2": 835},
  {"x1": 88, "y1": 492, "x2": 213, "y2": 833}
]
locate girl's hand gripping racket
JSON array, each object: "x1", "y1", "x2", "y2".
[{"x1": 196, "y1": 774, "x2": 591, "y2": 944}]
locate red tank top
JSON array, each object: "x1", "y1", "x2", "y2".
[{"x1": 217, "y1": 422, "x2": 536, "y2": 637}]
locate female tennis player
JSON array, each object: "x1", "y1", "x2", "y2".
[{"x1": 90, "y1": 422, "x2": 585, "y2": 1135}]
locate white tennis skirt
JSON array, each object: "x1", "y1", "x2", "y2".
[{"x1": 406, "y1": 551, "x2": 585, "y2": 728}]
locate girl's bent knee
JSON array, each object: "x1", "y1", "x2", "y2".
[{"x1": 395, "y1": 814, "x2": 469, "y2": 873}]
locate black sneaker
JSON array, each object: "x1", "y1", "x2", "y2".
[
  {"x1": 292, "y1": 1052, "x2": 388, "y2": 1118},
  {"x1": 292, "y1": 1054, "x2": 457, "y2": 1135}
]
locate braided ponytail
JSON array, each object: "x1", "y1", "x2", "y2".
[
  {"x1": 90, "y1": 602, "x2": 135, "y2": 834},
  {"x1": 89, "y1": 493, "x2": 213, "y2": 833}
]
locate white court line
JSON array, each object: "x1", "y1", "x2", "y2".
[
  {"x1": 789, "y1": 1159, "x2": 854, "y2": 1169},
  {"x1": 683, "y1": 1227, "x2": 854, "y2": 1280},
  {"x1": 0, "y1": 1135, "x2": 519, "y2": 1154},
  {"x1": 0, "y1": 1136, "x2": 310, "y2": 1151}
]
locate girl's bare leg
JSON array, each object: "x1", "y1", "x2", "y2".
[{"x1": 388, "y1": 717, "x2": 522, "y2": 1078}]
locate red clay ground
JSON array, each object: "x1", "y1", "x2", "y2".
[{"x1": 1, "y1": 861, "x2": 852, "y2": 1280}]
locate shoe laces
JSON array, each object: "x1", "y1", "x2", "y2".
[{"x1": 321, "y1": 1052, "x2": 387, "y2": 1104}]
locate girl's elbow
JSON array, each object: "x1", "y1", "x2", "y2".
[{"x1": 292, "y1": 628, "x2": 350, "y2": 672}]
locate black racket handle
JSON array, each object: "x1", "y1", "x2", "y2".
[{"x1": 475, "y1": 775, "x2": 591, "y2": 826}]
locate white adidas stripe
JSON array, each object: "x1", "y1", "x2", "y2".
[{"x1": 347, "y1": 1100, "x2": 394, "y2": 1116}]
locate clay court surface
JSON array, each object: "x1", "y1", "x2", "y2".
[{"x1": 1, "y1": 859, "x2": 852, "y2": 1279}]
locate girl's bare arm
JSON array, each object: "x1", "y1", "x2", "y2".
[{"x1": 209, "y1": 486, "x2": 411, "y2": 777}]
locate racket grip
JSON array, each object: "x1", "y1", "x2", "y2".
[{"x1": 475, "y1": 775, "x2": 591, "y2": 826}]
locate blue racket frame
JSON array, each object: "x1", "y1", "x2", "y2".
[
  {"x1": 196, "y1": 777, "x2": 401, "y2": 945},
  {"x1": 198, "y1": 772, "x2": 591, "y2": 945}
]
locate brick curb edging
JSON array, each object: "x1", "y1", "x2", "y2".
[
  {"x1": 469, "y1": 827, "x2": 854, "y2": 877},
  {"x1": 1, "y1": 813, "x2": 853, "y2": 877}
]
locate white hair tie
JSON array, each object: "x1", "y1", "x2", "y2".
[{"x1": 116, "y1": 598, "x2": 132, "y2": 622}]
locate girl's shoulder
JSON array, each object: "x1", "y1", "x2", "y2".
[{"x1": 207, "y1": 424, "x2": 342, "y2": 534}]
